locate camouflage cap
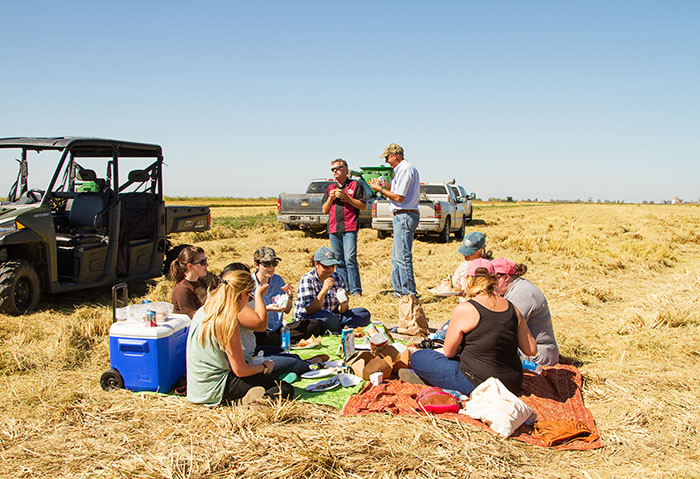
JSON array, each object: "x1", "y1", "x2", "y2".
[
  {"x1": 379, "y1": 143, "x2": 404, "y2": 158},
  {"x1": 254, "y1": 246, "x2": 281, "y2": 263}
]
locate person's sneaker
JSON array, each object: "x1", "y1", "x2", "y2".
[
  {"x1": 398, "y1": 368, "x2": 426, "y2": 385},
  {"x1": 238, "y1": 386, "x2": 265, "y2": 406}
]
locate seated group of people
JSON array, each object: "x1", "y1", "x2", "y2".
[
  {"x1": 169, "y1": 244, "x2": 371, "y2": 406},
  {"x1": 170, "y1": 230, "x2": 559, "y2": 406}
]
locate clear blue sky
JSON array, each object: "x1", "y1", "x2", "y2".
[{"x1": 2, "y1": 1, "x2": 698, "y2": 203}]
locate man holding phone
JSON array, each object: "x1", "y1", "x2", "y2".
[{"x1": 322, "y1": 158, "x2": 366, "y2": 296}]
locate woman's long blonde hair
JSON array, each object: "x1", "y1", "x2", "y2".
[
  {"x1": 198, "y1": 269, "x2": 254, "y2": 354},
  {"x1": 462, "y1": 267, "x2": 497, "y2": 298}
]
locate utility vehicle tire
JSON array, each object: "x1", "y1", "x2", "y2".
[
  {"x1": 0, "y1": 260, "x2": 41, "y2": 315},
  {"x1": 455, "y1": 217, "x2": 466, "y2": 240},
  {"x1": 377, "y1": 230, "x2": 390, "y2": 240},
  {"x1": 100, "y1": 369, "x2": 125, "y2": 391},
  {"x1": 283, "y1": 224, "x2": 299, "y2": 231},
  {"x1": 439, "y1": 218, "x2": 451, "y2": 243}
]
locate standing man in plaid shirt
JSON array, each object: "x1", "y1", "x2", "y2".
[
  {"x1": 322, "y1": 158, "x2": 367, "y2": 296},
  {"x1": 292, "y1": 246, "x2": 371, "y2": 333}
]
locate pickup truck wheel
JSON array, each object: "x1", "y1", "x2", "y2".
[
  {"x1": 377, "y1": 230, "x2": 390, "y2": 239},
  {"x1": 455, "y1": 218, "x2": 466, "y2": 240},
  {"x1": 439, "y1": 218, "x2": 451, "y2": 243},
  {"x1": 283, "y1": 224, "x2": 299, "y2": 231},
  {"x1": 0, "y1": 260, "x2": 41, "y2": 315}
]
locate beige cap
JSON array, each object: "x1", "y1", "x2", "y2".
[{"x1": 379, "y1": 143, "x2": 404, "y2": 158}]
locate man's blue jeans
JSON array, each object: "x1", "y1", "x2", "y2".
[
  {"x1": 410, "y1": 349, "x2": 476, "y2": 395},
  {"x1": 329, "y1": 231, "x2": 362, "y2": 295},
  {"x1": 304, "y1": 307, "x2": 371, "y2": 333},
  {"x1": 391, "y1": 211, "x2": 419, "y2": 296}
]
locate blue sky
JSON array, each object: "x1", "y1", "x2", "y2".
[{"x1": 1, "y1": 1, "x2": 698, "y2": 203}]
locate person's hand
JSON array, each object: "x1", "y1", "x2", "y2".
[
  {"x1": 369, "y1": 178, "x2": 382, "y2": 192},
  {"x1": 333, "y1": 188, "x2": 348, "y2": 201},
  {"x1": 281, "y1": 283, "x2": 294, "y2": 295},
  {"x1": 321, "y1": 277, "x2": 335, "y2": 293},
  {"x1": 255, "y1": 283, "x2": 269, "y2": 297},
  {"x1": 266, "y1": 303, "x2": 286, "y2": 312},
  {"x1": 262, "y1": 360, "x2": 274, "y2": 374}
]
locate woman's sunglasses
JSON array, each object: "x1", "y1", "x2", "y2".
[{"x1": 192, "y1": 258, "x2": 208, "y2": 266}]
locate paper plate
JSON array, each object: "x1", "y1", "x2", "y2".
[
  {"x1": 428, "y1": 287, "x2": 460, "y2": 297},
  {"x1": 291, "y1": 340, "x2": 322, "y2": 350},
  {"x1": 323, "y1": 360, "x2": 343, "y2": 368},
  {"x1": 305, "y1": 376, "x2": 341, "y2": 392},
  {"x1": 301, "y1": 368, "x2": 337, "y2": 379}
]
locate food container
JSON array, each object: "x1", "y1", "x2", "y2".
[
  {"x1": 370, "y1": 371, "x2": 384, "y2": 386},
  {"x1": 108, "y1": 314, "x2": 190, "y2": 392}
]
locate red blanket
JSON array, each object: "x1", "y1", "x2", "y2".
[{"x1": 342, "y1": 364, "x2": 602, "y2": 450}]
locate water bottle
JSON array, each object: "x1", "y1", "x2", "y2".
[
  {"x1": 280, "y1": 321, "x2": 290, "y2": 352},
  {"x1": 522, "y1": 359, "x2": 543, "y2": 375}
]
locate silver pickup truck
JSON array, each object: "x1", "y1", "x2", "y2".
[
  {"x1": 277, "y1": 178, "x2": 376, "y2": 235},
  {"x1": 371, "y1": 182, "x2": 474, "y2": 242}
]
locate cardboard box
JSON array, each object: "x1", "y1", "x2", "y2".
[{"x1": 346, "y1": 345, "x2": 411, "y2": 380}]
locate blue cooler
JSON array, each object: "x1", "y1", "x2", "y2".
[{"x1": 108, "y1": 314, "x2": 191, "y2": 392}]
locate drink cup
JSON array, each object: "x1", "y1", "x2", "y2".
[{"x1": 336, "y1": 288, "x2": 348, "y2": 303}]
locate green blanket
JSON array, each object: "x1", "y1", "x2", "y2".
[{"x1": 290, "y1": 335, "x2": 366, "y2": 409}]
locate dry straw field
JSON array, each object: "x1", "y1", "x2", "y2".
[{"x1": 2, "y1": 200, "x2": 700, "y2": 478}]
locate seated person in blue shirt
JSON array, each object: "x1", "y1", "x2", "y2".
[{"x1": 292, "y1": 246, "x2": 371, "y2": 333}]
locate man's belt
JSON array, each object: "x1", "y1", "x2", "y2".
[{"x1": 393, "y1": 209, "x2": 419, "y2": 215}]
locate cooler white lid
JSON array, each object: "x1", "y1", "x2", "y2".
[{"x1": 109, "y1": 313, "x2": 191, "y2": 339}]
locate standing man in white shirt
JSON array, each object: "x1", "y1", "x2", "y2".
[{"x1": 370, "y1": 143, "x2": 420, "y2": 296}]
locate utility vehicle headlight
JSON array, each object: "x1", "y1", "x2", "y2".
[{"x1": 0, "y1": 220, "x2": 18, "y2": 234}]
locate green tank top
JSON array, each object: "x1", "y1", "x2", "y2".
[{"x1": 186, "y1": 308, "x2": 231, "y2": 406}]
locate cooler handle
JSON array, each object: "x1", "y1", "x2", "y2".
[{"x1": 112, "y1": 282, "x2": 128, "y2": 323}]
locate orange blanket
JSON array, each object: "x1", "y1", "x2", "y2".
[{"x1": 342, "y1": 363, "x2": 602, "y2": 450}]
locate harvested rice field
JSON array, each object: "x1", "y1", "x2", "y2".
[{"x1": 2, "y1": 201, "x2": 699, "y2": 478}]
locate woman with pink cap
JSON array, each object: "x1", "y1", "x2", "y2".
[
  {"x1": 409, "y1": 258, "x2": 537, "y2": 395},
  {"x1": 492, "y1": 257, "x2": 559, "y2": 366}
]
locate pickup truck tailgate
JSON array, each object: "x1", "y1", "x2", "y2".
[
  {"x1": 165, "y1": 205, "x2": 210, "y2": 233},
  {"x1": 278, "y1": 193, "x2": 326, "y2": 215}
]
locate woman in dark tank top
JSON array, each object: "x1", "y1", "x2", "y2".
[{"x1": 410, "y1": 259, "x2": 537, "y2": 395}]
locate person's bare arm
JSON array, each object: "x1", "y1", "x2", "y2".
[
  {"x1": 238, "y1": 284, "x2": 268, "y2": 332},
  {"x1": 443, "y1": 302, "x2": 480, "y2": 358},
  {"x1": 516, "y1": 307, "x2": 537, "y2": 356},
  {"x1": 225, "y1": 324, "x2": 273, "y2": 377},
  {"x1": 305, "y1": 277, "x2": 334, "y2": 315}
]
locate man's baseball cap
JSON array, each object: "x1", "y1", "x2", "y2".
[
  {"x1": 491, "y1": 257, "x2": 517, "y2": 275},
  {"x1": 466, "y1": 258, "x2": 495, "y2": 277},
  {"x1": 254, "y1": 246, "x2": 281, "y2": 263},
  {"x1": 379, "y1": 143, "x2": 404, "y2": 158},
  {"x1": 313, "y1": 246, "x2": 340, "y2": 266},
  {"x1": 457, "y1": 231, "x2": 486, "y2": 256}
]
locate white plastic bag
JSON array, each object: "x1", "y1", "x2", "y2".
[{"x1": 459, "y1": 377, "x2": 534, "y2": 437}]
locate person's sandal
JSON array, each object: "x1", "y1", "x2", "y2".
[{"x1": 305, "y1": 354, "x2": 330, "y2": 365}]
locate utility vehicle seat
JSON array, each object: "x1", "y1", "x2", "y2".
[{"x1": 55, "y1": 187, "x2": 112, "y2": 247}]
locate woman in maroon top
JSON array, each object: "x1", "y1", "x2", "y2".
[{"x1": 170, "y1": 246, "x2": 208, "y2": 318}]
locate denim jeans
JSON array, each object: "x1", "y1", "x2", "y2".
[
  {"x1": 410, "y1": 349, "x2": 476, "y2": 395},
  {"x1": 329, "y1": 231, "x2": 362, "y2": 295},
  {"x1": 304, "y1": 307, "x2": 371, "y2": 333},
  {"x1": 391, "y1": 211, "x2": 419, "y2": 296},
  {"x1": 266, "y1": 353, "x2": 310, "y2": 376}
]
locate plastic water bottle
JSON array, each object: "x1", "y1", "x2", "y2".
[
  {"x1": 280, "y1": 321, "x2": 290, "y2": 352},
  {"x1": 522, "y1": 359, "x2": 543, "y2": 375}
]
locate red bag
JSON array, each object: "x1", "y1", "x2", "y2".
[{"x1": 416, "y1": 387, "x2": 460, "y2": 414}]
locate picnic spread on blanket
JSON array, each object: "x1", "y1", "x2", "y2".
[{"x1": 104, "y1": 299, "x2": 601, "y2": 450}]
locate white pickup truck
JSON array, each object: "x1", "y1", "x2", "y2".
[{"x1": 371, "y1": 182, "x2": 474, "y2": 242}]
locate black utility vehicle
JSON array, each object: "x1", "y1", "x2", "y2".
[{"x1": 0, "y1": 137, "x2": 209, "y2": 314}]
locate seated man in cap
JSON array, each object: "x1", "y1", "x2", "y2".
[{"x1": 292, "y1": 246, "x2": 371, "y2": 333}]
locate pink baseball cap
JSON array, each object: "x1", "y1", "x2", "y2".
[
  {"x1": 491, "y1": 257, "x2": 516, "y2": 275},
  {"x1": 465, "y1": 258, "x2": 495, "y2": 277}
]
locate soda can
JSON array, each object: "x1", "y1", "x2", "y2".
[{"x1": 147, "y1": 310, "x2": 157, "y2": 327}]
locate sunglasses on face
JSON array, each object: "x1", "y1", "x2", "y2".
[
  {"x1": 193, "y1": 258, "x2": 208, "y2": 266},
  {"x1": 260, "y1": 260, "x2": 279, "y2": 268},
  {"x1": 331, "y1": 166, "x2": 345, "y2": 172}
]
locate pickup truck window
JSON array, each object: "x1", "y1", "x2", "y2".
[
  {"x1": 306, "y1": 181, "x2": 334, "y2": 194},
  {"x1": 421, "y1": 184, "x2": 449, "y2": 195}
]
